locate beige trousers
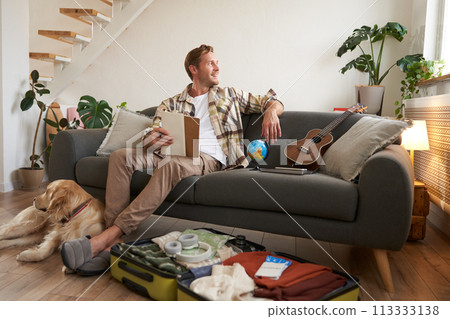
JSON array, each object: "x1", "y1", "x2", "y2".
[{"x1": 104, "y1": 148, "x2": 222, "y2": 235}]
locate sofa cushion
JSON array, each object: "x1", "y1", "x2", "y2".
[
  {"x1": 321, "y1": 116, "x2": 411, "y2": 181},
  {"x1": 96, "y1": 109, "x2": 153, "y2": 156},
  {"x1": 75, "y1": 156, "x2": 196, "y2": 204},
  {"x1": 194, "y1": 169, "x2": 358, "y2": 222}
]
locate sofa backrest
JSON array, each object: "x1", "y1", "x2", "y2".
[
  {"x1": 243, "y1": 111, "x2": 368, "y2": 167},
  {"x1": 140, "y1": 107, "x2": 399, "y2": 168}
]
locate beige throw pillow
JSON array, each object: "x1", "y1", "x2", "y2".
[
  {"x1": 321, "y1": 116, "x2": 411, "y2": 181},
  {"x1": 96, "y1": 109, "x2": 153, "y2": 156}
]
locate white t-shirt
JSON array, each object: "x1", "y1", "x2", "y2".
[{"x1": 191, "y1": 93, "x2": 227, "y2": 165}]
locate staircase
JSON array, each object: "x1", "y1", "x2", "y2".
[{"x1": 31, "y1": 0, "x2": 154, "y2": 104}]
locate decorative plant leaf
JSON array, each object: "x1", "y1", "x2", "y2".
[
  {"x1": 396, "y1": 54, "x2": 423, "y2": 72},
  {"x1": 20, "y1": 97, "x2": 34, "y2": 111},
  {"x1": 36, "y1": 88, "x2": 50, "y2": 96},
  {"x1": 337, "y1": 26, "x2": 370, "y2": 57},
  {"x1": 340, "y1": 55, "x2": 373, "y2": 74},
  {"x1": 34, "y1": 83, "x2": 45, "y2": 88},
  {"x1": 25, "y1": 90, "x2": 35, "y2": 99},
  {"x1": 31, "y1": 70, "x2": 39, "y2": 84},
  {"x1": 77, "y1": 95, "x2": 113, "y2": 129},
  {"x1": 59, "y1": 118, "x2": 69, "y2": 128},
  {"x1": 43, "y1": 118, "x2": 59, "y2": 128},
  {"x1": 383, "y1": 22, "x2": 407, "y2": 42},
  {"x1": 37, "y1": 101, "x2": 46, "y2": 110}
]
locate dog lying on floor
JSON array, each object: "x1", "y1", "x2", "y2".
[{"x1": 0, "y1": 180, "x2": 105, "y2": 262}]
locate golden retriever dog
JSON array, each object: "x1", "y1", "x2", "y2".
[{"x1": 0, "y1": 180, "x2": 105, "y2": 262}]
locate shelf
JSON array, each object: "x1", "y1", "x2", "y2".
[{"x1": 417, "y1": 74, "x2": 450, "y2": 86}]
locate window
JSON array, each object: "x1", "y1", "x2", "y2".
[{"x1": 424, "y1": 0, "x2": 450, "y2": 74}]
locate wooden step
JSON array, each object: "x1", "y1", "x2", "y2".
[
  {"x1": 29, "y1": 52, "x2": 71, "y2": 63},
  {"x1": 60, "y1": 8, "x2": 112, "y2": 25},
  {"x1": 101, "y1": 0, "x2": 113, "y2": 6},
  {"x1": 38, "y1": 30, "x2": 91, "y2": 45}
]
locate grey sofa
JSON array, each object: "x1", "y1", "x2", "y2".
[{"x1": 48, "y1": 107, "x2": 414, "y2": 292}]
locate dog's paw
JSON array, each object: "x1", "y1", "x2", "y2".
[{"x1": 16, "y1": 250, "x2": 39, "y2": 262}]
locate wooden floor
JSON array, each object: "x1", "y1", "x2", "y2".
[{"x1": 0, "y1": 185, "x2": 449, "y2": 301}]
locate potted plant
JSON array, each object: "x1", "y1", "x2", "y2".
[
  {"x1": 337, "y1": 22, "x2": 422, "y2": 114},
  {"x1": 19, "y1": 70, "x2": 70, "y2": 189},
  {"x1": 18, "y1": 70, "x2": 50, "y2": 189},
  {"x1": 395, "y1": 58, "x2": 444, "y2": 119}
]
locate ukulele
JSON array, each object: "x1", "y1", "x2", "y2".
[{"x1": 284, "y1": 104, "x2": 366, "y2": 170}]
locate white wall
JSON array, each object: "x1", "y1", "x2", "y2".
[
  {"x1": 0, "y1": 0, "x2": 31, "y2": 192},
  {"x1": 29, "y1": 0, "x2": 417, "y2": 116}
]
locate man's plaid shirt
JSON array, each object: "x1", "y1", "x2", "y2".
[{"x1": 153, "y1": 84, "x2": 282, "y2": 168}]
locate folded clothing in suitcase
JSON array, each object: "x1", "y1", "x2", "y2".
[{"x1": 177, "y1": 251, "x2": 360, "y2": 301}]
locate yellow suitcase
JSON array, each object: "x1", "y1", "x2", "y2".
[{"x1": 110, "y1": 238, "x2": 181, "y2": 300}]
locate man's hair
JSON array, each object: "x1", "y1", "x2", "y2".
[{"x1": 184, "y1": 44, "x2": 214, "y2": 80}]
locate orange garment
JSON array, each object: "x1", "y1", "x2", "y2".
[
  {"x1": 254, "y1": 271, "x2": 347, "y2": 301},
  {"x1": 222, "y1": 251, "x2": 331, "y2": 289}
]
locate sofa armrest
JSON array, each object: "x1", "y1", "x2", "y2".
[
  {"x1": 355, "y1": 144, "x2": 414, "y2": 250},
  {"x1": 48, "y1": 129, "x2": 108, "y2": 182}
]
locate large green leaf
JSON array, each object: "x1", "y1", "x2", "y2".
[
  {"x1": 20, "y1": 97, "x2": 34, "y2": 111},
  {"x1": 340, "y1": 54, "x2": 373, "y2": 74},
  {"x1": 77, "y1": 95, "x2": 113, "y2": 128},
  {"x1": 337, "y1": 25, "x2": 370, "y2": 57},
  {"x1": 30, "y1": 70, "x2": 39, "y2": 84},
  {"x1": 396, "y1": 54, "x2": 423, "y2": 72},
  {"x1": 43, "y1": 118, "x2": 59, "y2": 128}
]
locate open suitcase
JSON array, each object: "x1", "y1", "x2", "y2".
[
  {"x1": 110, "y1": 229, "x2": 265, "y2": 300},
  {"x1": 110, "y1": 229, "x2": 359, "y2": 301}
]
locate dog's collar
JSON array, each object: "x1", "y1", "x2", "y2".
[{"x1": 62, "y1": 199, "x2": 92, "y2": 224}]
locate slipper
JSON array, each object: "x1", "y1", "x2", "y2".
[
  {"x1": 61, "y1": 236, "x2": 93, "y2": 271},
  {"x1": 75, "y1": 251, "x2": 111, "y2": 276}
]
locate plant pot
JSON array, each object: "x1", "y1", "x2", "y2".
[
  {"x1": 19, "y1": 167, "x2": 45, "y2": 190},
  {"x1": 355, "y1": 85, "x2": 385, "y2": 115}
]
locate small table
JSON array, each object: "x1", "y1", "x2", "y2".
[{"x1": 408, "y1": 181, "x2": 430, "y2": 241}]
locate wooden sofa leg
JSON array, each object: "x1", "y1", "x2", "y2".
[{"x1": 373, "y1": 248, "x2": 394, "y2": 293}]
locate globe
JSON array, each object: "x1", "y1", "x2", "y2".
[{"x1": 247, "y1": 140, "x2": 269, "y2": 161}]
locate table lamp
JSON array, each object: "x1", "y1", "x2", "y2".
[{"x1": 401, "y1": 120, "x2": 430, "y2": 166}]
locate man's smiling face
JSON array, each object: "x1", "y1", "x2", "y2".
[{"x1": 193, "y1": 51, "x2": 220, "y2": 87}]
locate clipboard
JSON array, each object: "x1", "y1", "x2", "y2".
[{"x1": 156, "y1": 110, "x2": 200, "y2": 157}]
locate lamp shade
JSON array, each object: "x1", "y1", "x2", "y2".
[{"x1": 401, "y1": 120, "x2": 430, "y2": 151}]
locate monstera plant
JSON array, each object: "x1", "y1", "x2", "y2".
[
  {"x1": 337, "y1": 22, "x2": 422, "y2": 85},
  {"x1": 77, "y1": 95, "x2": 113, "y2": 128},
  {"x1": 337, "y1": 22, "x2": 422, "y2": 114}
]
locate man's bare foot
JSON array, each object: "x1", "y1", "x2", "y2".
[{"x1": 89, "y1": 225, "x2": 123, "y2": 257}]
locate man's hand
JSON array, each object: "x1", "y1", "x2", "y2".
[
  {"x1": 143, "y1": 127, "x2": 174, "y2": 150},
  {"x1": 261, "y1": 101, "x2": 283, "y2": 144}
]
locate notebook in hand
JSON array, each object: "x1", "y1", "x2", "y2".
[{"x1": 156, "y1": 110, "x2": 200, "y2": 157}]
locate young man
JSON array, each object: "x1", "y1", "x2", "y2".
[{"x1": 61, "y1": 44, "x2": 284, "y2": 274}]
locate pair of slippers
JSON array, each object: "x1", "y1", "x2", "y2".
[{"x1": 61, "y1": 236, "x2": 111, "y2": 276}]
